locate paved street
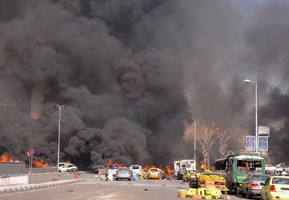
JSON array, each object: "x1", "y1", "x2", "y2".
[{"x1": 0, "y1": 172, "x2": 258, "y2": 200}]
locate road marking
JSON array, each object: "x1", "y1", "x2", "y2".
[{"x1": 99, "y1": 191, "x2": 122, "y2": 199}]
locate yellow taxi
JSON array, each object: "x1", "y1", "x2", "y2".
[
  {"x1": 260, "y1": 175, "x2": 289, "y2": 200},
  {"x1": 146, "y1": 168, "x2": 163, "y2": 179}
]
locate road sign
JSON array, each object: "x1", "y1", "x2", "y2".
[
  {"x1": 258, "y1": 126, "x2": 270, "y2": 135},
  {"x1": 258, "y1": 136, "x2": 268, "y2": 151},
  {"x1": 245, "y1": 136, "x2": 255, "y2": 151},
  {"x1": 28, "y1": 147, "x2": 36, "y2": 156}
]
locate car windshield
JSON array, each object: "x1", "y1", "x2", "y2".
[
  {"x1": 109, "y1": 165, "x2": 118, "y2": 169},
  {"x1": 132, "y1": 166, "x2": 140, "y2": 169},
  {"x1": 119, "y1": 168, "x2": 129, "y2": 172},
  {"x1": 150, "y1": 168, "x2": 158, "y2": 172},
  {"x1": 272, "y1": 178, "x2": 289, "y2": 184},
  {"x1": 252, "y1": 174, "x2": 269, "y2": 181}
]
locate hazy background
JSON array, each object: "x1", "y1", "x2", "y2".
[{"x1": 0, "y1": 0, "x2": 289, "y2": 169}]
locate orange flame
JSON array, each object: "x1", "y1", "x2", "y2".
[
  {"x1": 0, "y1": 153, "x2": 18, "y2": 162},
  {"x1": 200, "y1": 161, "x2": 205, "y2": 169},
  {"x1": 144, "y1": 164, "x2": 157, "y2": 171},
  {"x1": 106, "y1": 159, "x2": 122, "y2": 168},
  {"x1": 166, "y1": 165, "x2": 174, "y2": 175},
  {"x1": 116, "y1": 161, "x2": 122, "y2": 168},
  {"x1": 33, "y1": 160, "x2": 49, "y2": 167},
  {"x1": 0, "y1": 154, "x2": 9, "y2": 162}
]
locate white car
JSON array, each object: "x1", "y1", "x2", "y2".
[
  {"x1": 129, "y1": 165, "x2": 144, "y2": 177},
  {"x1": 59, "y1": 163, "x2": 78, "y2": 172},
  {"x1": 106, "y1": 164, "x2": 119, "y2": 177}
]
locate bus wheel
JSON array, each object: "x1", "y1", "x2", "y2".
[
  {"x1": 230, "y1": 186, "x2": 237, "y2": 195},
  {"x1": 236, "y1": 187, "x2": 242, "y2": 197}
]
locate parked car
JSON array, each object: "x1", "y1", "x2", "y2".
[
  {"x1": 115, "y1": 167, "x2": 132, "y2": 181},
  {"x1": 59, "y1": 163, "x2": 78, "y2": 172},
  {"x1": 58, "y1": 162, "x2": 67, "y2": 169},
  {"x1": 146, "y1": 168, "x2": 163, "y2": 179},
  {"x1": 129, "y1": 165, "x2": 144, "y2": 178},
  {"x1": 106, "y1": 164, "x2": 119, "y2": 177},
  {"x1": 239, "y1": 173, "x2": 270, "y2": 198},
  {"x1": 260, "y1": 175, "x2": 289, "y2": 200},
  {"x1": 88, "y1": 164, "x2": 106, "y2": 174}
]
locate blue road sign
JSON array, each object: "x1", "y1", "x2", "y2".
[
  {"x1": 246, "y1": 136, "x2": 255, "y2": 151},
  {"x1": 258, "y1": 136, "x2": 268, "y2": 151},
  {"x1": 28, "y1": 147, "x2": 36, "y2": 156}
]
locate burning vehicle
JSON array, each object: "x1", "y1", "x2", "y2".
[{"x1": 146, "y1": 168, "x2": 164, "y2": 179}]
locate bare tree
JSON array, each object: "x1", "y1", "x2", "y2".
[
  {"x1": 197, "y1": 121, "x2": 220, "y2": 170},
  {"x1": 217, "y1": 128, "x2": 233, "y2": 158}
]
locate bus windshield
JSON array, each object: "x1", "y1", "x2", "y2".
[{"x1": 237, "y1": 160, "x2": 262, "y2": 172}]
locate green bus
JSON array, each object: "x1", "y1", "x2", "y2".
[{"x1": 214, "y1": 154, "x2": 266, "y2": 193}]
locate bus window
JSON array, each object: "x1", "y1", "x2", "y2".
[
  {"x1": 237, "y1": 160, "x2": 263, "y2": 171},
  {"x1": 227, "y1": 160, "x2": 232, "y2": 171},
  {"x1": 237, "y1": 160, "x2": 248, "y2": 171}
]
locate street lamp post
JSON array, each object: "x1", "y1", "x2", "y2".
[
  {"x1": 191, "y1": 119, "x2": 197, "y2": 167},
  {"x1": 244, "y1": 79, "x2": 258, "y2": 153},
  {"x1": 53, "y1": 103, "x2": 65, "y2": 172}
]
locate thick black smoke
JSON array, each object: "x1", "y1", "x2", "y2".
[{"x1": 0, "y1": 0, "x2": 289, "y2": 168}]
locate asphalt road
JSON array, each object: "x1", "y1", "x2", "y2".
[{"x1": 0, "y1": 172, "x2": 259, "y2": 200}]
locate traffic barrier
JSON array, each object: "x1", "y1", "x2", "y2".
[{"x1": 74, "y1": 171, "x2": 78, "y2": 180}]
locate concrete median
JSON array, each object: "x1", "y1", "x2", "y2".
[{"x1": 0, "y1": 179, "x2": 83, "y2": 194}]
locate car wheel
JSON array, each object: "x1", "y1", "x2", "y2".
[
  {"x1": 239, "y1": 188, "x2": 245, "y2": 197},
  {"x1": 246, "y1": 189, "x2": 252, "y2": 198},
  {"x1": 260, "y1": 194, "x2": 265, "y2": 200}
]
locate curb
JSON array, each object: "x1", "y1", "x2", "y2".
[{"x1": 0, "y1": 179, "x2": 83, "y2": 194}]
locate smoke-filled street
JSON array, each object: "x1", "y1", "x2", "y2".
[
  {"x1": 0, "y1": 0, "x2": 289, "y2": 170},
  {"x1": 0, "y1": 172, "x2": 248, "y2": 200}
]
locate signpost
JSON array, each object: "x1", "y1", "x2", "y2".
[{"x1": 27, "y1": 148, "x2": 35, "y2": 174}]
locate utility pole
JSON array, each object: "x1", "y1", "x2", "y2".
[{"x1": 53, "y1": 103, "x2": 65, "y2": 172}]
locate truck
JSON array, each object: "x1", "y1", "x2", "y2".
[{"x1": 174, "y1": 159, "x2": 196, "y2": 180}]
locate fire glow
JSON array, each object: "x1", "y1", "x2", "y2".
[
  {"x1": 0, "y1": 153, "x2": 19, "y2": 162},
  {"x1": 166, "y1": 165, "x2": 174, "y2": 175},
  {"x1": 33, "y1": 160, "x2": 49, "y2": 167},
  {"x1": 106, "y1": 159, "x2": 122, "y2": 168},
  {"x1": 0, "y1": 154, "x2": 9, "y2": 162},
  {"x1": 143, "y1": 164, "x2": 157, "y2": 172},
  {"x1": 200, "y1": 161, "x2": 205, "y2": 169}
]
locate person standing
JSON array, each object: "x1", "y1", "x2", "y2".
[{"x1": 281, "y1": 169, "x2": 288, "y2": 176}]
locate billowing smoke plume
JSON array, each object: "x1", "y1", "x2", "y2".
[{"x1": 0, "y1": 0, "x2": 289, "y2": 168}]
